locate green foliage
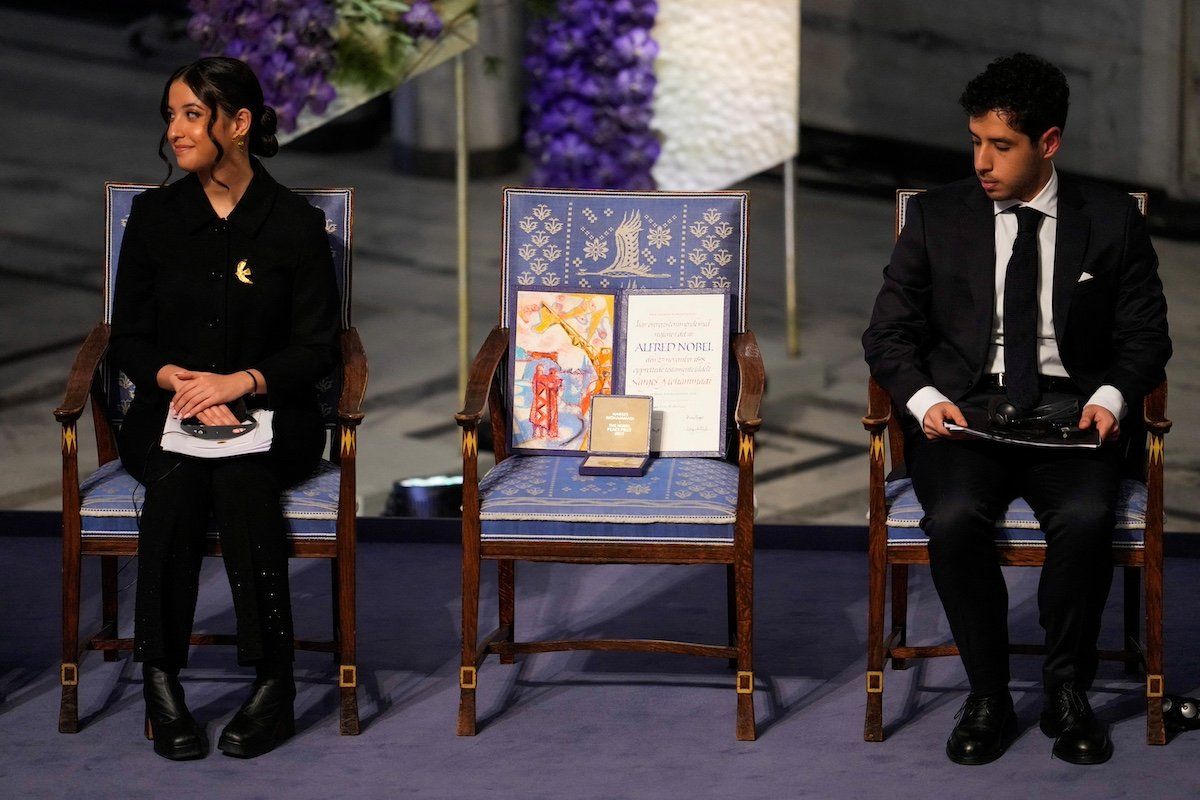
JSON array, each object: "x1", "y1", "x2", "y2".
[{"x1": 333, "y1": 0, "x2": 418, "y2": 92}]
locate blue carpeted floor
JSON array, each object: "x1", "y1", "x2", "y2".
[{"x1": 2, "y1": 536, "x2": 1199, "y2": 798}]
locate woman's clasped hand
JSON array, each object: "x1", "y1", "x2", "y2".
[{"x1": 161, "y1": 367, "x2": 254, "y2": 425}]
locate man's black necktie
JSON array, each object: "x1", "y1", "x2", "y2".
[{"x1": 1003, "y1": 205, "x2": 1044, "y2": 411}]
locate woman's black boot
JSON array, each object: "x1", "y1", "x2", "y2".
[
  {"x1": 217, "y1": 661, "x2": 296, "y2": 758},
  {"x1": 143, "y1": 661, "x2": 207, "y2": 760}
]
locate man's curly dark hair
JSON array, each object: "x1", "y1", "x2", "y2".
[{"x1": 959, "y1": 53, "x2": 1069, "y2": 142}]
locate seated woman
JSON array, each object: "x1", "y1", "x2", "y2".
[{"x1": 110, "y1": 56, "x2": 339, "y2": 760}]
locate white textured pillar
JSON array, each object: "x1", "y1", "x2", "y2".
[{"x1": 650, "y1": 0, "x2": 800, "y2": 191}]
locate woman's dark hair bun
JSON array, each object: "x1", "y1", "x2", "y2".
[{"x1": 254, "y1": 106, "x2": 280, "y2": 158}]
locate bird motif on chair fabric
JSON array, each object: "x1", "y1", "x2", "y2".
[{"x1": 579, "y1": 211, "x2": 668, "y2": 278}]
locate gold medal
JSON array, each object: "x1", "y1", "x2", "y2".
[{"x1": 235, "y1": 259, "x2": 253, "y2": 284}]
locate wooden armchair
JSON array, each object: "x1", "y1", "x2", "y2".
[
  {"x1": 863, "y1": 190, "x2": 1171, "y2": 745},
  {"x1": 55, "y1": 184, "x2": 366, "y2": 735},
  {"x1": 456, "y1": 188, "x2": 764, "y2": 740}
]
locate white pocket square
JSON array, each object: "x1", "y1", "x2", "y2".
[{"x1": 1077, "y1": 272, "x2": 1094, "y2": 283}]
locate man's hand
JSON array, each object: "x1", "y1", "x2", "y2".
[
  {"x1": 923, "y1": 401, "x2": 968, "y2": 440},
  {"x1": 170, "y1": 371, "x2": 254, "y2": 419},
  {"x1": 1078, "y1": 404, "x2": 1120, "y2": 442}
]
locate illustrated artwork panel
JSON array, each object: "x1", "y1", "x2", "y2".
[{"x1": 510, "y1": 290, "x2": 617, "y2": 454}]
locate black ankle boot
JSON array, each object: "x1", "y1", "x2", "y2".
[
  {"x1": 143, "y1": 662, "x2": 207, "y2": 761},
  {"x1": 217, "y1": 661, "x2": 296, "y2": 758}
]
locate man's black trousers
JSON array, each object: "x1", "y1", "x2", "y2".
[{"x1": 908, "y1": 403, "x2": 1122, "y2": 696}]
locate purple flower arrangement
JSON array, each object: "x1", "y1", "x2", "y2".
[
  {"x1": 525, "y1": 0, "x2": 661, "y2": 189},
  {"x1": 186, "y1": 1, "x2": 451, "y2": 133},
  {"x1": 187, "y1": 0, "x2": 338, "y2": 132}
]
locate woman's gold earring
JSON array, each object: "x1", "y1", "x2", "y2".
[{"x1": 234, "y1": 135, "x2": 246, "y2": 151}]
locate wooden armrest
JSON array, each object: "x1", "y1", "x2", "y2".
[
  {"x1": 456, "y1": 326, "x2": 509, "y2": 429},
  {"x1": 1142, "y1": 380, "x2": 1172, "y2": 434},
  {"x1": 54, "y1": 323, "x2": 109, "y2": 424},
  {"x1": 862, "y1": 377, "x2": 892, "y2": 433},
  {"x1": 732, "y1": 331, "x2": 764, "y2": 434},
  {"x1": 337, "y1": 327, "x2": 368, "y2": 425}
]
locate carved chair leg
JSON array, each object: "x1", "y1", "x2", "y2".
[
  {"x1": 726, "y1": 564, "x2": 737, "y2": 669},
  {"x1": 498, "y1": 560, "x2": 515, "y2": 665},
  {"x1": 60, "y1": 538, "x2": 82, "y2": 733},
  {"x1": 1123, "y1": 566, "x2": 1141, "y2": 676},
  {"x1": 59, "y1": 665, "x2": 79, "y2": 734},
  {"x1": 1145, "y1": 566, "x2": 1165, "y2": 745},
  {"x1": 337, "y1": 556, "x2": 359, "y2": 735},
  {"x1": 101, "y1": 556, "x2": 119, "y2": 662},
  {"x1": 331, "y1": 559, "x2": 342, "y2": 665},
  {"x1": 734, "y1": 553, "x2": 755, "y2": 741},
  {"x1": 864, "y1": 546, "x2": 887, "y2": 742},
  {"x1": 338, "y1": 678, "x2": 360, "y2": 736},
  {"x1": 457, "y1": 545, "x2": 481, "y2": 736},
  {"x1": 890, "y1": 564, "x2": 908, "y2": 671}
]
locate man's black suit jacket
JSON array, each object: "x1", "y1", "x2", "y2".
[{"x1": 863, "y1": 175, "x2": 1171, "y2": 414}]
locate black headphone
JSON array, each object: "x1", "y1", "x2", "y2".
[{"x1": 990, "y1": 401, "x2": 1021, "y2": 427}]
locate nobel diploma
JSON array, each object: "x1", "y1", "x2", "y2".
[{"x1": 619, "y1": 291, "x2": 729, "y2": 456}]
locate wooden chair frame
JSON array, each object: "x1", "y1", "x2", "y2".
[
  {"x1": 455, "y1": 325, "x2": 765, "y2": 740},
  {"x1": 863, "y1": 189, "x2": 1171, "y2": 745},
  {"x1": 55, "y1": 193, "x2": 367, "y2": 736}
]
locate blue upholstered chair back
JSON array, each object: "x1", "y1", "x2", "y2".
[
  {"x1": 501, "y1": 188, "x2": 748, "y2": 456},
  {"x1": 502, "y1": 188, "x2": 748, "y2": 328},
  {"x1": 896, "y1": 189, "x2": 1148, "y2": 233},
  {"x1": 102, "y1": 183, "x2": 353, "y2": 426}
]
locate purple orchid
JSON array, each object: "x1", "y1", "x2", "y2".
[
  {"x1": 615, "y1": 66, "x2": 655, "y2": 101},
  {"x1": 618, "y1": 131, "x2": 661, "y2": 168},
  {"x1": 292, "y1": 4, "x2": 337, "y2": 44},
  {"x1": 541, "y1": 97, "x2": 595, "y2": 134},
  {"x1": 262, "y1": 17, "x2": 298, "y2": 51},
  {"x1": 548, "y1": 132, "x2": 594, "y2": 166},
  {"x1": 274, "y1": 99, "x2": 300, "y2": 133},
  {"x1": 223, "y1": 37, "x2": 252, "y2": 62},
  {"x1": 614, "y1": 28, "x2": 657, "y2": 66},
  {"x1": 232, "y1": 8, "x2": 266, "y2": 39},
  {"x1": 300, "y1": 75, "x2": 336, "y2": 115},
  {"x1": 402, "y1": 0, "x2": 444, "y2": 40},
  {"x1": 614, "y1": 100, "x2": 652, "y2": 129}
]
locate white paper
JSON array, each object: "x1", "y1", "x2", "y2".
[
  {"x1": 620, "y1": 292, "x2": 728, "y2": 456},
  {"x1": 161, "y1": 409, "x2": 274, "y2": 458}
]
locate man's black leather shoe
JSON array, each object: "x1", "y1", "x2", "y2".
[
  {"x1": 1040, "y1": 682, "x2": 1112, "y2": 765},
  {"x1": 946, "y1": 691, "x2": 1017, "y2": 765},
  {"x1": 143, "y1": 662, "x2": 207, "y2": 760},
  {"x1": 217, "y1": 670, "x2": 296, "y2": 759}
]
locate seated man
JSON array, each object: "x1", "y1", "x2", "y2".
[{"x1": 863, "y1": 53, "x2": 1171, "y2": 765}]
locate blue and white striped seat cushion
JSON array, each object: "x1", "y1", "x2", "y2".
[
  {"x1": 884, "y1": 477, "x2": 1148, "y2": 548},
  {"x1": 479, "y1": 455, "x2": 737, "y2": 544},
  {"x1": 78, "y1": 459, "x2": 340, "y2": 540}
]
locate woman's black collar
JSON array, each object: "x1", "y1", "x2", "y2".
[{"x1": 171, "y1": 157, "x2": 279, "y2": 236}]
